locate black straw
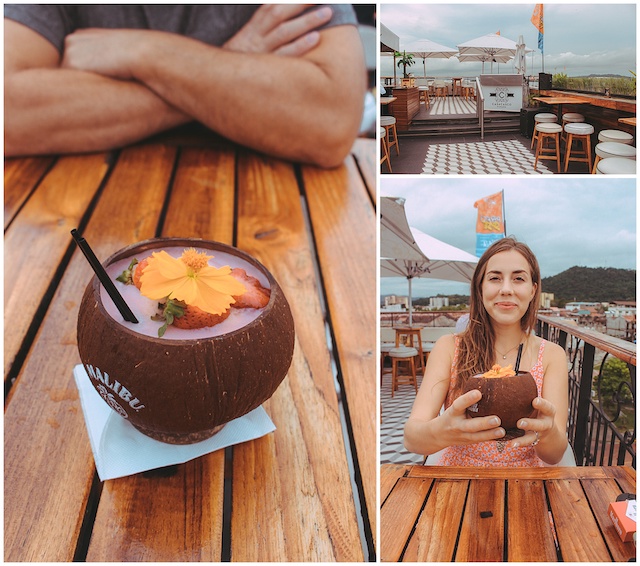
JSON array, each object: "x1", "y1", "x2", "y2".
[
  {"x1": 71, "y1": 229, "x2": 138, "y2": 323},
  {"x1": 514, "y1": 343, "x2": 524, "y2": 373}
]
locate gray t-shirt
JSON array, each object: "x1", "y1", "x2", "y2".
[{"x1": 4, "y1": 4, "x2": 357, "y2": 53}]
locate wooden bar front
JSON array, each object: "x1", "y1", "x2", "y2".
[{"x1": 390, "y1": 87, "x2": 420, "y2": 131}]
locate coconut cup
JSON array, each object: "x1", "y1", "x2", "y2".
[
  {"x1": 77, "y1": 238, "x2": 295, "y2": 445},
  {"x1": 463, "y1": 371, "x2": 537, "y2": 440}
]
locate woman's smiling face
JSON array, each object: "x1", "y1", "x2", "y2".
[{"x1": 481, "y1": 249, "x2": 537, "y2": 326}]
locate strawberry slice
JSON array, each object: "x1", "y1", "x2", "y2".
[
  {"x1": 172, "y1": 304, "x2": 231, "y2": 330},
  {"x1": 231, "y1": 268, "x2": 270, "y2": 309}
]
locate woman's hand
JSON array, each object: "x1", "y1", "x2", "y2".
[
  {"x1": 437, "y1": 389, "x2": 507, "y2": 446},
  {"x1": 509, "y1": 396, "x2": 556, "y2": 448}
]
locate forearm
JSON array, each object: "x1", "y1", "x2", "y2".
[
  {"x1": 5, "y1": 68, "x2": 189, "y2": 156},
  {"x1": 404, "y1": 417, "x2": 447, "y2": 456},
  {"x1": 534, "y1": 420, "x2": 568, "y2": 465},
  {"x1": 132, "y1": 29, "x2": 365, "y2": 168}
]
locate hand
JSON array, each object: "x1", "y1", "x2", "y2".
[
  {"x1": 61, "y1": 28, "x2": 148, "y2": 79},
  {"x1": 510, "y1": 397, "x2": 556, "y2": 448},
  {"x1": 223, "y1": 4, "x2": 333, "y2": 56},
  {"x1": 438, "y1": 389, "x2": 506, "y2": 446}
]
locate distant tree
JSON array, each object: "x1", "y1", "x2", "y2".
[{"x1": 594, "y1": 357, "x2": 633, "y2": 406}]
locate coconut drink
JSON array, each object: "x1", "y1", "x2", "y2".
[
  {"x1": 76, "y1": 237, "x2": 295, "y2": 445},
  {"x1": 463, "y1": 364, "x2": 537, "y2": 440}
]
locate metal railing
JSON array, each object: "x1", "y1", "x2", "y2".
[{"x1": 537, "y1": 315, "x2": 636, "y2": 469}]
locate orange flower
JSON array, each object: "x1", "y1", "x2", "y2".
[{"x1": 139, "y1": 248, "x2": 246, "y2": 315}]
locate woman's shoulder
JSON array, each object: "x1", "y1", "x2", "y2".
[{"x1": 538, "y1": 336, "x2": 566, "y2": 363}]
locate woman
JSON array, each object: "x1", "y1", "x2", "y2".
[{"x1": 404, "y1": 237, "x2": 568, "y2": 466}]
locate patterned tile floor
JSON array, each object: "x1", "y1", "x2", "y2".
[
  {"x1": 421, "y1": 138, "x2": 554, "y2": 175},
  {"x1": 380, "y1": 368, "x2": 425, "y2": 465}
]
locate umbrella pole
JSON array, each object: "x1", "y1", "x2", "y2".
[{"x1": 408, "y1": 277, "x2": 413, "y2": 326}]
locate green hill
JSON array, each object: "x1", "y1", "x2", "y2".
[{"x1": 542, "y1": 266, "x2": 636, "y2": 303}]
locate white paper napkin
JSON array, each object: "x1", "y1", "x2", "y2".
[{"x1": 73, "y1": 364, "x2": 275, "y2": 481}]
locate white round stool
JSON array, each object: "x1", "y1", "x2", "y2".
[
  {"x1": 564, "y1": 122, "x2": 594, "y2": 172},
  {"x1": 380, "y1": 127, "x2": 391, "y2": 172},
  {"x1": 534, "y1": 122, "x2": 563, "y2": 172},
  {"x1": 592, "y1": 142, "x2": 636, "y2": 174},
  {"x1": 388, "y1": 346, "x2": 418, "y2": 397},
  {"x1": 598, "y1": 129, "x2": 633, "y2": 145},
  {"x1": 596, "y1": 157, "x2": 636, "y2": 175},
  {"x1": 531, "y1": 112, "x2": 557, "y2": 149},
  {"x1": 380, "y1": 115, "x2": 399, "y2": 156},
  {"x1": 561, "y1": 112, "x2": 585, "y2": 144}
]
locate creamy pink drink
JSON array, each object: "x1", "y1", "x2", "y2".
[{"x1": 101, "y1": 246, "x2": 270, "y2": 340}]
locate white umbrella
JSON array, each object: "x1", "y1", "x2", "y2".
[
  {"x1": 402, "y1": 38, "x2": 458, "y2": 78},
  {"x1": 380, "y1": 226, "x2": 479, "y2": 324},
  {"x1": 380, "y1": 196, "x2": 428, "y2": 262},
  {"x1": 456, "y1": 52, "x2": 513, "y2": 74},
  {"x1": 457, "y1": 32, "x2": 519, "y2": 73}
]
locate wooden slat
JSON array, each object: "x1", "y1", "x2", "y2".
[
  {"x1": 455, "y1": 479, "x2": 505, "y2": 562},
  {"x1": 547, "y1": 479, "x2": 612, "y2": 562},
  {"x1": 603, "y1": 465, "x2": 636, "y2": 493},
  {"x1": 380, "y1": 477, "x2": 431, "y2": 562},
  {"x1": 4, "y1": 144, "x2": 176, "y2": 562},
  {"x1": 303, "y1": 155, "x2": 377, "y2": 542},
  {"x1": 407, "y1": 465, "x2": 612, "y2": 480},
  {"x1": 4, "y1": 155, "x2": 55, "y2": 228},
  {"x1": 229, "y1": 151, "x2": 363, "y2": 561},
  {"x1": 403, "y1": 479, "x2": 468, "y2": 562},
  {"x1": 4, "y1": 153, "x2": 110, "y2": 382},
  {"x1": 350, "y1": 138, "x2": 376, "y2": 201},
  {"x1": 85, "y1": 146, "x2": 236, "y2": 561},
  {"x1": 507, "y1": 479, "x2": 557, "y2": 562},
  {"x1": 581, "y1": 478, "x2": 636, "y2": 562},
  {"x1": 380, "y1": 463, "x2": 408, "y2": 502}
]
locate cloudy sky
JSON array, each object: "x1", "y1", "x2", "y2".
[
  {"x1": 380, "y1": 177, "x2": 636, "y2": 298},
  {"x1": 380, "y1": 3, "x2": 636, "y2": 78}
]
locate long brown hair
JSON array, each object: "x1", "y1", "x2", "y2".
[{"x1": 455, "y1": 237, "x2": 541, "y2": 388}]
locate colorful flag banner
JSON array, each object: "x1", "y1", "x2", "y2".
[
  {"x1": 474, "y1": 191, "x2": 506, "y2": 257},
  {"x1": 531, "y1": 4, "x2": 544, "y2": 54}
]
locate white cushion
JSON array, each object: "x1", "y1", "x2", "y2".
[
  {"x1": 596, "y1": 157, "x2": 636, "y2": 174},
  {"x1": 380, "y1": 116, "x2": 397, "y2": 127},
  {"x1": 389, "y1": 346, "x2": 418, "y2": 358},
  {"x1": 564, "y1": 122, "x2": 594, "y2": 135},
  {"x1": 379, "y1": 127, "x2": 386, "y2": 138},
  {"x1": 535, "y1": 123, "x2": 562, "y2": 134},
  {"x1": 421, "y1": 342, "x2": 435, "y2": 353},
  {"x1": 598, "y1": 129, "x2": 633, "y2": 144},
  {"x1": 562, "y1": 112, "x2": 584, "y2": 122},
  {"x1": 534, "y1": 112, "x2": 557, "y2": 123},
  {"x1": 595, "y1": 142, "x2": 636, "y2": 160},
  {"x1": 380, "y1": 342, "x2": 395, "y2": 354}
]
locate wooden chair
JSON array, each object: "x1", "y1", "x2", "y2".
[
  {"x1": 380, "y1": 128, "x2": 391, "y2": 172},
  {"x1": 563, "y1": 122, "x2": 594, "y2": 173},
  {"x1": 534, "y1": 123, "x2": 563, "y2": 172}
]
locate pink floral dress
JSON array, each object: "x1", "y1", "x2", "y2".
[{"x1": 439, "y1": 338, "x2": 546, "y2": 467}]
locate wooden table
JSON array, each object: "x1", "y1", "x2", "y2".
[
  {"x1": 4, "y1": 128, "x2": 376, "y2": 561},
  {"x1": 381, "y1": 464, "x2": 636, "y2": 562},
  {"x1": 532, "y1": 96, "x2": 590, "y2": 119},
  {"x1": 619, "y1": 116, "x2": 636, "y2": 126}
]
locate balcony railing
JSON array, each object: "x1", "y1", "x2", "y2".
[{"x1": 537, "y1": 315, "x2": 636, "y2": 469}]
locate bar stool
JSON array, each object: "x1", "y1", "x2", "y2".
[
  {"x1": 530, "y1": 112, "x2": 557, "y2": 150},
  {"x1": 563, "y1": 122, "x2": 594, "y2": 172},
  {"x1": 389, "y1": 346, "x2": 418, "y2": 397},
  {"x1": 561, "y1": 112, "x2": 584, "y2": 144},
  {"x1": 534, "y1": 122, "x2": 562, "y2": 172},
  {"x1": 592, "y1": 142, "x2": 636, "y2": 174},
  {"x1": 598, "y1": 129, "x2": 634, "y2": 145},
  {"x1": 380, "y1": 115, "x2": 399, "y2": 156},
  {"x1": 595, "y1": 157, "x2": 636, "y2": 174},
  {"x1": 394, "y1": 327, "x2": 424, "y2": 373},
  {"x1": 380, "y1": 127, "x2": 391, "y2": 172},
  {"x1": 418, "y1": 86, "x2": 430, "y2": 108},
  {"x1": 380, "y1": 341, "x2": 395, "y2": 385}
]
